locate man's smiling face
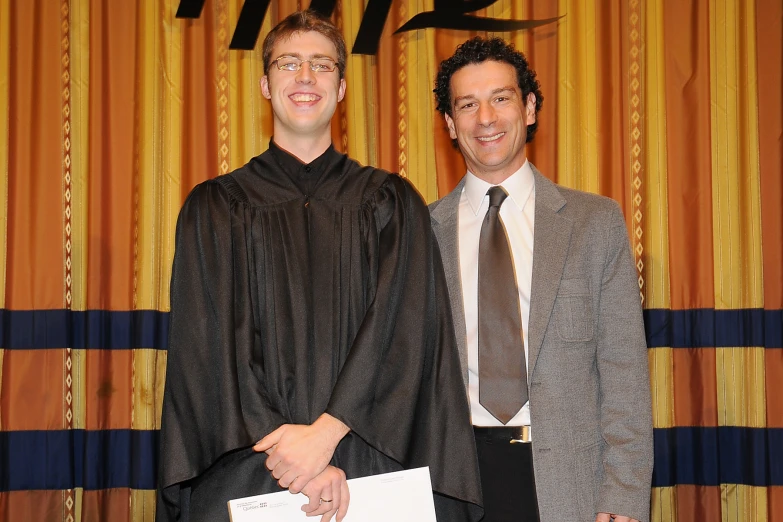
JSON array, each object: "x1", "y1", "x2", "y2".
[
  {"x1": 445, "y1": 60, "x2": 536, "y2": 184},
  {"x1": 261, "y1": 30, "x2": 346, "y2": 145}
]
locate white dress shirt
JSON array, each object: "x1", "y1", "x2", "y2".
[{"x1": 458, "y1": 161, "x2": 535, "y2": 427}]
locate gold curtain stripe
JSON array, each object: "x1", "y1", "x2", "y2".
[
  {"x1": 580, "y1": 1, "x2": 599, "y2": 195},
  {"x1": 643, "y1": 0, "x2": 671, "y2": 310},
  {"x1": 716, "y1": 347, "x2": 766, "y2": 428},
  {"x1": 649, "y1": 348, "x2": 675, "y2": 429},
  {"x1": 134, "y1": 0, "x2": 164, "y2": 311},
  {"x1": 69, "y1": 0, "x2": 89, "y2": 313},
  {"x1": 132, "y1": 349, "x2": 167, "y2": 431},
  {"x1": 158, "y1": 0, "x2": 185, "y2": 312},
  {"x1": 71, "y1": 347, "x2": 86, "y2": 431},
  {"x1": 556, "y1": 0, "x2": 571, "y2": 189},
  {"x1": 404, "y1": 0, "x2": 438, "y2": 203},
  {"x1": 721, "y1": 484, "x2": 768, "y2": 522},
  {"x1": 506, "y1": 0, "x2": 528, "y2": 58},
  {"x1": 339, "y1": 0, "x2": 371, "y2": 166},
  {"x1": 651, "y1": 486, "x2": 677, "y2": 522},
  {"x1": 556, "y1": 0, "x2": 600, "y2": 193},
  {"x1": 131, "y1": 489, "x2": 157, "y2": 522},
  {"x1": 709, "y1": 0, "x2": 763, "y2": 310},
  {"x1": 484, "y1": 1, "x2": 514, "y2": 57},
  {"x1": 74, "y1": 487, "x2": 84, "y2": 522}
]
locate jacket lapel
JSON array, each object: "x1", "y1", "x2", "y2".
[
  {"x1": 527, "y1": 166, "x2": 571, "y2": 376},
  {"x1": 430, "y1": 178, "x2": 469, "y2": 388}
]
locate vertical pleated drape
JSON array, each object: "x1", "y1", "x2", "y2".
[{"x1": 0, "y1": 1, "x2": 781, "y2": 521}]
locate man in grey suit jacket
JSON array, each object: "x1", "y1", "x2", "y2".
[{"x1": 429, "y1": 37, "x2": 653, "y2": 522}]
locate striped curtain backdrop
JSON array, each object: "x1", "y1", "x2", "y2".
[{"x1": 0, "y1": 0, "x2": 781, "y2": 521}]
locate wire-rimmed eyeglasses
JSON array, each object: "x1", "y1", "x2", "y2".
[{"x1": 270, "y1": 55, "x2": 339, "y2": 73}]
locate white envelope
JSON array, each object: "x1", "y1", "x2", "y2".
[{"x1": 227, "y1": 467, "x2": 436, "y2": 522}]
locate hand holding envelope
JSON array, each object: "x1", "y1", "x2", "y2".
[
  {"x1": 228, "y1": 467, "x2": 437, "y2": 522},
  {"x1": 298, "y1": 466, "x2": 350, "y2": 522}
]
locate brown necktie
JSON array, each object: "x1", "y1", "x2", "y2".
[{"x1": 478, "y1": 186, "x2": 528, "y2": 424}]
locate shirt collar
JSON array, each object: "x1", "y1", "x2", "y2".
[
  {"x1": 268, "y1": 139, "x2": 338, "y2": 174},
  {"x1": 463, "y1": 160, "x2": 535, "y2": 215}
]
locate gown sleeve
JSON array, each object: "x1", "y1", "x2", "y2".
[
  {"x1": 157, "y1": 179, "x2": 283, "y2": 521},
  {"x1": 325, "y1": 175, "x2": 483, "y2": 518}
]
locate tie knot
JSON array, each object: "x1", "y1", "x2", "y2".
[{"x1": 487, "y1": 186, "x2": 508, "y2": 208}]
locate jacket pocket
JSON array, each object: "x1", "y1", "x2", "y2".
[{"x1": 554, "y1": 278, "x2": 594, "y2": 342}]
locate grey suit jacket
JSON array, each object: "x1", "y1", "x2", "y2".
[{"x1": 429, "y1": 165, "x2": 654, "y2": 522}]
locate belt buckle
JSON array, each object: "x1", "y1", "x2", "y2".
[{"x1": 509, "y1": 425, "x2": 531, "y2": 444}]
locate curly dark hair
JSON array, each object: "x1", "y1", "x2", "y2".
[{"x1": 434, "y1": 37, "x2": 544, "y2": 143}]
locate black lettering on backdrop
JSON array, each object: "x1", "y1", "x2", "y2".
[
  {"x1": 394, "y1": 0, "x2": 563, "y2": 39},
  {"x1": 176, "y1": 0, "x2": 561, "y2": 55},
  {"x1": 229, "y1": 0, "x2": 272, "y2": 49},
  {"x1": 351, "y1": 0, "x2": 394, "y2": 55},
  {"x1": 176, "y1": 0, "x2": 206, "y2": 18}
]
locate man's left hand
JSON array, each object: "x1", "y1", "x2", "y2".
[
  {"x1": 300, "y1": 465, "x2": 350, "y2": 522},
  {"x1": 254, "y1": 414, "x2": 350, "y2": 493},
  {"x1": 596, "y1": 513, "x2": 640, "y2": 522}
]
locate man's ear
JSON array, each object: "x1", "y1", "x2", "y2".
[
  {"x1": 261, "y1": 76, "x2": 271, "y2": 100},
  {"x1": 337, "y1": 78, "x2": 346, "y2": 102},
  {"x1": 526, "y1": 93, "x2": 536, "y2": 125},
  {"x1": 444, "y1": 113, "x2": 458, "y2": 140}
]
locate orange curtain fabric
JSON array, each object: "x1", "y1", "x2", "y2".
[{"x1": 0, "y1": 1, "x2": 781, "y2": 521}]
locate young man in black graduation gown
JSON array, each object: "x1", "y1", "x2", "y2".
[{"x1": 156, "y1": 10, "x2": 483, "y2": 522}]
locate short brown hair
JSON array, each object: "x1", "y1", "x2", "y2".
[{"x1": 262, "y1": 10, "x2": 347, "y2": 79}]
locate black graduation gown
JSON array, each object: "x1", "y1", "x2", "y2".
[{"x1": 157, "y1": 145, "x2": 483, "y2": 521}]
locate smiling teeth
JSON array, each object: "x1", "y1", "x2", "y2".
[
  {"x1": 477, "y1": 133, "x2": 504, "y2": 142},
  {"x1": 291, "y1": 94, "x2": 319, "y2": 102}
]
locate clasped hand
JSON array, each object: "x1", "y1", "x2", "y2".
[{"x1": 254, "y1": 414, "x2": 350, "y2": 521}]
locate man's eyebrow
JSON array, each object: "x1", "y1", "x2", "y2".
[
  {"x1": 274, "y1": 52, "x2": 335, "y2": 60},
  {"x1": 491, "y1": 86, "x2": 518, "y2": 96},
  {"x1": 452, "y1": 94, "x2": 477, "y2": 105},
  {"x1": 453, "y1": 86, "x2": 518, "y2": 105}
]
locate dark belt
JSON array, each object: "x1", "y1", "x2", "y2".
[{"x1": 473, "y1": 425, "x2": 531, "y2": 444}]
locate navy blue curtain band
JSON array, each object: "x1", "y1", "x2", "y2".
[
  {"x1": 2, "y1": 426, "x2": 781, "y2": 491},
  {"x1": 3, "y1": 308, "x2": 782, "y2": 350},
  {"x1": 644, "y1": 309, "x2": 782, "y2": 348},
  {"x1": 1, "y1": 429, "x2": 158, "y2": 491},
  {"x1": 0, "y1": 310, "x2": 169, "y2": 350},
  {"x1": 652, "y1": 426, "x2": 783, "y2": 488}
]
